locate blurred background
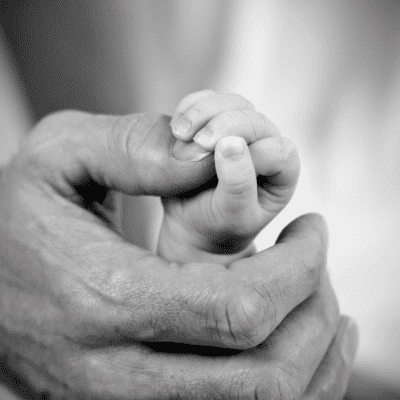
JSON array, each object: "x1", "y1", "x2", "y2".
[{"x1": 0, "y1": 1, "x2": 399, "y2": 398}]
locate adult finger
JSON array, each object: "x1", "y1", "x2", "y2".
[
  {"x1": 9, "y1": 113, "x2": 328, "y2": 348},
  {"x1": 227, "y1": 213, "x2": 328, "y2": 342},
  {"x1": 192, "y1": 108, "x2": 280, "y2": 152},
  {"x1": 22, "y1": 270, "x2": 339, "y2": 399},
  {"x1": 171, "y1": 93, "x2": 256, "y2": 142},
  {"x1": 170, "y1": 89, "x2": 215, "y2": 128},
  {"x1": 17, "y1": 110, "x2": 215, "y2": 198},
  {"x1": 28, "y1": 211, "x2": 327, "y2": 350},
  {"x1": 302, "y1": 316, "x2": 359, "y2": 399},
  {"x1": 173, "y1": 109, "x2": 281, "y2": 162}
]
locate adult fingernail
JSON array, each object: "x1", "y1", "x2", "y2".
[
  {"x1": 172, "y1": 117, "x2": 192, "y2": 139},
  {"x1": 172, "y1": 140, "x2": 211, "y2": 162},
  {"x1": 341, "y1": 317, "x2": 359, "y2": 364},
  {"x1": 218, "y1": 137, "x2": 246, "y2": 161}
]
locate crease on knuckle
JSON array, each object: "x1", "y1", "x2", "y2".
[
  {"x1": 224, "y1": 174, "x2": 255, "y2": 198},
  {"x1": 221, "y1": 286, "x2": 270, "y2": 348},
  {"x1": 250, "y1": 281, "x2": 279, "y2": 334}
]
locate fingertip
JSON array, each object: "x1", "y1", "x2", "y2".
[
  {"x1": 172, "y1": 139, "x2": 211, "y2": 162},
  {"x1": 339, "y1": 316, "x2": 359, "y2": 363},
  {"x1": 252, "y1": 136, "x2": 300, "y2": 186},
  {"x1": 171, "y1": 89, "x2": 216, "y2": 129},
  {"x1": 171, "y1": 116, "x2": 192, "y2": 141},
  {"x1": 216, "y1": 136, "x2": 247, "y2": 161},
  {"x1": 276, "y1": 213, "x2": 329, "y2": 245},
  {"x1": 170, "y1": 112, "x2": 183, "y2": 129},
  {"x1": 213, "y1": 137, "x2": 258, "y2": 224}
]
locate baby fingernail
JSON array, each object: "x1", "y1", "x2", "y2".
[
  {"x1": 218, "y1": 137, "x2": 246, "y2": 160},
  {"x1": 172, "y1": 117, "x2": 192, "y2": 139},
  {"x1": 172, "y1": 140, "x2": 211, "y2": 162},
  {"x1": 193, "y1": 128, "x2": 214, "y2": 150}
]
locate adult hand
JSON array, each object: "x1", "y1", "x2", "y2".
[{"x1": 0, "y1": 111, "x2": 357, "y2": 399}]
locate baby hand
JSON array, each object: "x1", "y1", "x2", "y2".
[{"x1": 158, "y1": 90, "x2": 300, "y2": 264}]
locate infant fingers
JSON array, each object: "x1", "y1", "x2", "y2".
[
  {"x1": 171, "y1": 93, "x2": 256, "y2": 142},
  {"x1": 170, "y1": 89, "x2": 215, "y2": 127},
  {"x1": 212, "y1": 136, "x2": 300, "y2": 236},
  {"x1": 193, "y1": 108, "x2": 280, "y2": 152},
  {"x1": 249, "y1": 136, "x2": 300, "y2": 209},
  {"x1": 212, "y1": 137, "x2": 260, "y2": 235}
]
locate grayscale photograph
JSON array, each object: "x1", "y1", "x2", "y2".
[{"x1": 0, "y1": 1, "x2": 399, "y2": 399}]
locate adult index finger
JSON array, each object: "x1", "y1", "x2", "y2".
[
  {"x1": 36, "y1": 213, "x2": 327, "y2": 350},
  {"x1": 38, "y1": 270, "x2": 338, "y2": 399},
  {"x1": 228, "y1": 213, "x2": 328, "y2": 343}
]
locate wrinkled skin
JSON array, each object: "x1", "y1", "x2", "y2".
[{"x1": 0, "y1": 111, "x2": 358, "y2": 399}]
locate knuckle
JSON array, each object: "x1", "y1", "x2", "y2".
[
  {"x1": 223, "y1": 172, "x2": 255, "y2": 196},
  {"x1": 16, "y1": 110, "x2": 86, "y2": 175},
  {"x1": 218, "y1": 286, "x2": 270, "y2": 348},
  {"x1": 248, "y1": 282, "x2": 279, "y2": 333}
]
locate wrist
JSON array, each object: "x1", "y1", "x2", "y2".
[{"x1": 157, "y1": 215, "x2": 256, "y2": 265}]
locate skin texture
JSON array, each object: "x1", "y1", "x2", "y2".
[{"x1": 0, "y1": 110, "x2": 358, "y2": 399}]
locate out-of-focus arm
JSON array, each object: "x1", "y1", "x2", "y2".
[
  {"x1": 0, "y1": 35, "x2": 30, "y2": 400},
  {"x1": 0, "y1": 35, "x2": 32, "y2": 168}
]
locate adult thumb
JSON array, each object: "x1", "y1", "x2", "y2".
[{"x1": 18, "y1": 110, "x2": 215, "y2": 197}]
